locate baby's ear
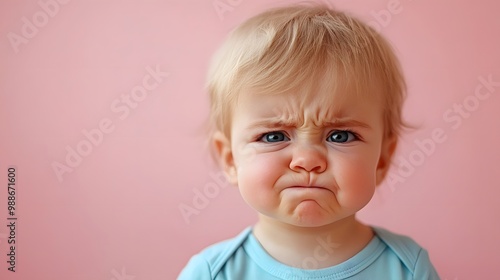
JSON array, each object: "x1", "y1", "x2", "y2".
[
  {"x1": 376, "y1": 135, "x2": 398, "y2": 186},
  {"x1": 212, "y1": 131, "x2": 238, "y2": 185}
]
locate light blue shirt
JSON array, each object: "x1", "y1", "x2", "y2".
[{"x1": 178, "y1": 226, "x2": 440, "y2": 280}]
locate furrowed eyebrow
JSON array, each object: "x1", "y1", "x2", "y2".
[
  {"x1": 246, "y1": 119, "x2": 372, "y2": 130},
  {"x1": 321, "y1": 120, "x2": 372, "y2": 129},
  {"x1": 246, "y1": 120, "x2": 294, "y2": 130}
]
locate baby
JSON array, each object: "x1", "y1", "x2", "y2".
[{"x1": 179, "y1": 4, "x2": 440, "y2": 279}]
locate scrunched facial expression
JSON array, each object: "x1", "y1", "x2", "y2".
[{"x1": 220, "y1": 86, "x2": 391, "y2": 227}]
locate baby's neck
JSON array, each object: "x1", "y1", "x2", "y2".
[{"x1": 252, "y1": 215, "x2": 374, "y2": 269}]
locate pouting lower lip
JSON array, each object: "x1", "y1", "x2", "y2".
[{"x1": 287, "y1": 186, "x2": 328, "y2": 189}]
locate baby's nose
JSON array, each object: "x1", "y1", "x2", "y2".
[{"x1": 289, "y1": 143, "x2": 327, "y2": 173}]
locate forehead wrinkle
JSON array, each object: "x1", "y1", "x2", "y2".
[
  {"x1": 301, "y1": 106, "x2": 344, "y2": 129},
  {"x1": 266, "y1": 90, "x2": 349, "y2": 130},
  {"x1": 249, "y1": 104, "x2": 369, "y2": 133},
  {"x1": 271, "y1": 97, "x2": 304, "y2": 127},
  {"x1": 295, "y1": 88, "x2": 345, "y2": 125},
  {"x1": 252, "y1": 84, "x2": 360, "y2": 130}
]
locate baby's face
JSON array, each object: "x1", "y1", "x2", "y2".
[{"x1": 221, "y1": 86, "x2": 391, "y2": 227}]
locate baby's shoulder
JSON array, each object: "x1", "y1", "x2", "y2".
[
  {"x1": 177, "y1": 227, "x2": 252, "y2": 280},
  {"x1": 373, "y1": 226, "x2": 424, "y2": 255},
  {"x1": 198, "y1": 228, "x2": 251, "y2": 261},
  {"x1": 372, "y1": 226, "x2": 436, "y2": 276}
]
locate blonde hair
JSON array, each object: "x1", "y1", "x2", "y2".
[{"x1": 206, "y1": 4, "x2": 410, "y2": 141}]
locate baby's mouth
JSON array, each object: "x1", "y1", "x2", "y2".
[{"x1": 287, "y1": 186, "x2": 329, "y2": 190}]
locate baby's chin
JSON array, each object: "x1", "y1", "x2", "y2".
[{"x1": 279, "y1": 201, "x2": 350, "y2": 228}]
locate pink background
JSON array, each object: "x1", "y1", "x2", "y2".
[{"x1": 1, "y1": 0, "x2": 499, "y2": 279}]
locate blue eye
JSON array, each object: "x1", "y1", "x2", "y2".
[
  {"x1": 327, "y1": 131, "x2": 357, "y2": 143},
  {"x1": 259, "y1": 131, "x2": 289, "y2": 143}
]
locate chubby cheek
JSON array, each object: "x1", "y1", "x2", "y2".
[
  {"x1": 333, "y1": 153, "x2": 378, "y2": 210},
  {"x1": 235, "y1": 152, "x2": 283, "y2": 213}
]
